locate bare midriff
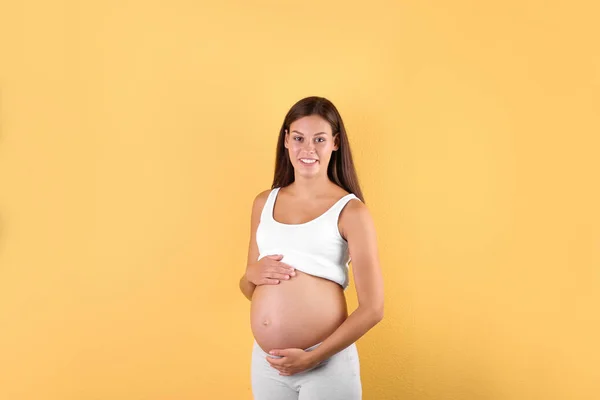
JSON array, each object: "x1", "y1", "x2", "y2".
[{"x1": 250, "y1": 270, "x2": 348, "y2": 353}]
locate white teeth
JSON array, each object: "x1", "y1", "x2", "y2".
[{"x1": 300, "y1": 159, "x2": 317, "y2": 164}]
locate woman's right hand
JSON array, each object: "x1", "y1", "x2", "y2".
[{"x1": 245, "y1": 254, "x2": 296, "y2": 285}]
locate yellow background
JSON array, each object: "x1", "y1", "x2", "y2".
[{"x1": 1, "y1": 1, "x2": 598, "y2": 399}]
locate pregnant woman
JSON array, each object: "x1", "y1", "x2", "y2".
[{"x1": 238, "y1": 96, "x2": 384, "y2": 400}]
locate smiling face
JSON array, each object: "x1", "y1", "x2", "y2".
[{"x1": 284, "y1": 115, "x2": 339, "y2": 179}]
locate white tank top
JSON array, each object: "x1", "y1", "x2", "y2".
[{"x1": 255, "y1": 187, "x2": 360, "y2": 289}]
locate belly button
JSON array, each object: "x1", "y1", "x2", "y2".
[{"x1": 262, "y1": 319, "x2": 270, "y2": 326}]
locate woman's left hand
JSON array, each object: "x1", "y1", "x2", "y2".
[{"x1": 266, "y1": 348, "x2": 320, "y2": 376}]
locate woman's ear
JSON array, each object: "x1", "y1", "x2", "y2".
[
  {"x1": 333, "y1": 133, "x2": 340, "y2": 151},
  {"x1": 284, "y1": 129, "x2": 289, "y2": 149}
]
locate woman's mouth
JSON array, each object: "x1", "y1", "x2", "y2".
[{"x1": 299, "y1": 158, "x2": 318, "y2": 166}]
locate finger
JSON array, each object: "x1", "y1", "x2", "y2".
[
  {"x1": 262, "y1": 278, "x2": 280, "y2": 285},
  {"x1": 268, "y1": 266, "x2": 295, "y2": 277},
  {"x1": 269, "y1": 349, "x2": 290, "y2": 357},
  {"x1": 274, "y1": 261, "x2": 295, "y2": 270},
  {"x1": 278, "y1": 267, "x2": 296, "y2": 276},
  {"x1": 267, "y1": 273, "x2": 291, "y2": 280},
  {"x1": 266, "y1": 357, "x2": 284, "y2": 367},
  {"x1": 270, "y1": 264, "x2": 295, "y2": 276},
  {"x1": 266, "y1": 254, "x2": 284, "y2": 259},
  {"x1": 268, "y1": 362, "x2": 283, "y2": 370}
]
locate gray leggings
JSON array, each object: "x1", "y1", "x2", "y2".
[{"x1": 251, "y1": 340, "x2": 362, "y2": 400}]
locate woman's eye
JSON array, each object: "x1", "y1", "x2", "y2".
[{"x1": 293, "y1": 136, "x2": 325, "y2": 142}]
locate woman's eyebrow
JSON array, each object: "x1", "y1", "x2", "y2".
[{"x1": 291, "y1": 130, "x2": 327, "y2": 136}]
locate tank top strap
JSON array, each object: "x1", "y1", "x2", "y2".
[
  {"x1": 260, "y1": 187, "x2": 281, "y2": 222},
  {"x1": 325, "y1": 193, "x2": 360, "y2": 221}
]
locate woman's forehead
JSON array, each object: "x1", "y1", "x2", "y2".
[{"x1": 290, "y1": 116, "x2": 332, "y2": 135}]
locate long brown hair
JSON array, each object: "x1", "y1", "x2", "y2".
[{"x1": 272, "y1": 96, "x2": 365, "y2": 203}]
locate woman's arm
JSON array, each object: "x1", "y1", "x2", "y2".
[
  {"x1": 307, "y1": 200, "x2": 384, "y2": 363},
  {"x1": 239, "y1": 189, "x2": 270, "y2": 301},
  {"x1": 239, "y1": 274, "x2": 256, "y2": 301}
]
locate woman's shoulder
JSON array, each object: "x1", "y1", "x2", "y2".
[
  {"x1": 334, "y1": 187, "x2": 361, "y2": 205},
  {"x1": 339, "y1": 195, "x2": 372, "y2": 240},
  {"x1": 343, "y1": 193, "x2": 366, "y2": 213},
  {"x1": 337, "y1": 187, "x2": 369, "y2": 222},
  {"x1": 251, "y1": 187, "x2": 275, "y2": 210}
]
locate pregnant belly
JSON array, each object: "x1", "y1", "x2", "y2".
[{"x1": 250, "y1": 270, "x2": 348, "y2": 354}]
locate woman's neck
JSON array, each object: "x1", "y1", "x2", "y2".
[{"x1": 286, "y1": 177, "x2": 337, "y2": 199}]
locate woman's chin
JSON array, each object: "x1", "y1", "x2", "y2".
[{"x1": 297, "y1": 168, "x2": 321, "y2": 178}]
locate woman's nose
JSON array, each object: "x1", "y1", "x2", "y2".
[{"x1": 304, "y1": 141, "x2": 315, "y2": 153}]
